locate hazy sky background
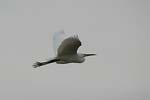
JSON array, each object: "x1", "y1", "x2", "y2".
[{"x1": 0, "y1": 0, "x2": 150, "y2": 100}]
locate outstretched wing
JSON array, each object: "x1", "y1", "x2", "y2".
[
  {"x1": 57, "y1": 35, "x2": 81, "y2": 56},
  {"x1": 53, "y1": 30, "x2": 66, "y2": 55}
]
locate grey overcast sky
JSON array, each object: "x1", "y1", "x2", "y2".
[{"x1": 0, "y1": 0, "x2": 150, "y2": 100}]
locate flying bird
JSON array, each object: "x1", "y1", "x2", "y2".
[{"x1": 33, "y1": 30, "x2": 96, "y2": 68}]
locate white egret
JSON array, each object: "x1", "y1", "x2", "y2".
[{"x1": 33, "y1": 30, "x2": 96, "y2": 68}]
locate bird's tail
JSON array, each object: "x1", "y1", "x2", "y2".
[{"x1": 33, "y1": 58, "x2": 60, "y2": 68}]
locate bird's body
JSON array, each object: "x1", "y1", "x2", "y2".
[
  {"x1": 56, "y1": 53, "x2": 85, "y2": 64},
  {"x1": 33, "y1": 30, "x2": 96, "y2": 68}
]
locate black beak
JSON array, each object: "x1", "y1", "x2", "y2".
[{"x1": 84, "y1": 53, "x2": 96, "y2": 57}]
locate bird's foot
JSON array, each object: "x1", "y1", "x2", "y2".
[{"x1": 33, "y1": 62, "x2": 43, "y2": 68}]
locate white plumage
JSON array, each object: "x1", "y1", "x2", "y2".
[{"x1": 33, "y1": 30, "x2": 96, "y2": 68}]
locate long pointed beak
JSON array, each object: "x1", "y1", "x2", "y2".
[{"x1": 84, "y1": 53, "x2": 96, "y2": 57}]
